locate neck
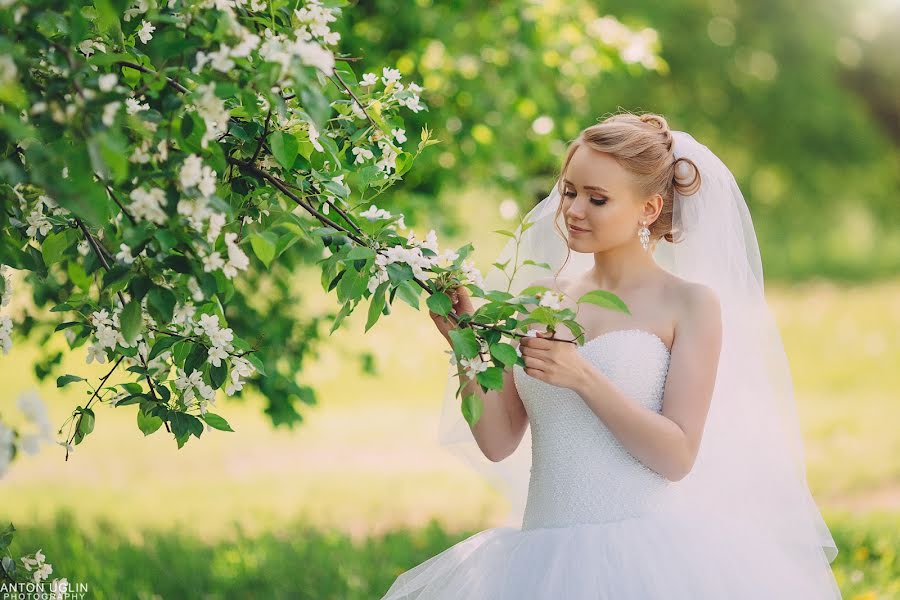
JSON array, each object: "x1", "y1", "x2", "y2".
[{"x1": 587, "y1": 241, "x2": 659, "y2": 290}]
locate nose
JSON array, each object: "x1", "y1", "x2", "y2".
[{"x1": 565, "y1": 200, "x2": 586, "y2": 220}]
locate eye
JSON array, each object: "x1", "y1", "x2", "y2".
[{"x1": 565, "y1": 190, "x2": 607, "y2": 205}]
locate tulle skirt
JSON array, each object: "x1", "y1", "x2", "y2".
[{"x1": 380, "y1": 502, "x2": 842, "y2": 599}]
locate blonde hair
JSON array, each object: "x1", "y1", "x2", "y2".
[{"x1": 550, "y1": 111, "x2": 702, "y2": 280}]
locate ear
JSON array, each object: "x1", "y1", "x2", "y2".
[{"x1": 641, "y1": 193, "x2": 663, "y2": 224}]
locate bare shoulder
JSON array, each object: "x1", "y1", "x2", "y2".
[{"x1": 670, "y1": 277, "x2": 722, "y2": 344}]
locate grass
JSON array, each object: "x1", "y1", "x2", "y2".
[{"x1": 5, "y1": 508, "x2": 899, "y2": 599}]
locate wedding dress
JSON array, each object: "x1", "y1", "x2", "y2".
[
  {"x1": 382, "y1": 129, "x2": 842, "y2": 598},
  {"x1": 380, "y1": 327, "x2": 842, "y2": 599}
]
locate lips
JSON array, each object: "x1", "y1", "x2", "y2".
[{"x1": 567, "y1": 223, "x2": 589, "y2": 233}]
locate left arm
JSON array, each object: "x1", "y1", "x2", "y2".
[
  {"x1": 520, "y1": 283, "x2": 723, "y2": 482},
  {"x1": 574, "y1": 285, "x2": 722, "y2": 481}
]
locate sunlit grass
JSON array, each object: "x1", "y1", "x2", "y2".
[{"x1": 6, "y1": 508, "x2": 899, "y2": 600}]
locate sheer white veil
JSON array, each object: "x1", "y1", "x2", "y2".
[{"x1": 436, "y1": 130, "x2": 838, "y2": 566}]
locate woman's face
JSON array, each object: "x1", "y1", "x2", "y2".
[{"x1": 560, "y1": 146, "x2": 652, "y2": 252}]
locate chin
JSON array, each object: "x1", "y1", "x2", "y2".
[{"x1": 567, "y1": 237, "x2": 596, "y2": 249}]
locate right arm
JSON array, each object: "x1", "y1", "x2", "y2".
[
  {"x1": 454, "y1": 348, "x2": 528, "y2": 462},
  {"x1": 429, "y1": 279, "x2": 555, "y2": 462}
]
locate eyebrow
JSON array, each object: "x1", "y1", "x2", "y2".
[{"x1": 563, "y1": 178, "x2": 610, "y2": 193}]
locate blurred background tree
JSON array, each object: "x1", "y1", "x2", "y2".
[{"x1": 337, "y1": 0, "x2": 900, "y2": 280}]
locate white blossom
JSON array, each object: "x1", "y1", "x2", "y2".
[
  {"x1": 307, "y1": 121, "x2": 324, "y2": 152},
  {"x1": 222, "y1": 232, "x2": 249, "y2": 278},
  {"x1": 129, "y1": 187, "x2": 167, "y2": 225},
  {"x1": 200, "y1": 249, "x2": 225, "y2": 273},
  {"x1": 360, "y1": 203, "x2": 391, "y2": 221},
  {"x1": 192, "y1": 82, "x2": 229, "y2": 149},
  {"x1": 115, "y1": 243, "x2": 135, "y2": 265},
  {"x1": 137, "y1": 20, "x2": 155, "y2": 44},
  {"x1": 98, "y1": 73, "x2": 117, "y2": 92},
  {"x1": 381, "y1": 66, "x2": 402, "y2": 86},
  {"x1": 460, "y1": 258, "x2": 485, "y2": 289},
  {"x1": 125, "y1": 97, "x2": 149, "y2": 114},
  {"x1": 538, "y1": 290, "x2": 564, "y2": 310},
  {"x1": 179, "y1": 154, "x2": 217, "y2": 198},
  {"x1": 102, "y1": 101, "x2": 120, "y2": 126},
  {"x1": 207, "y1": 345, "x2": 227, "y2": 367},
  {"x1": 351, "y1": 145, "x2": 374, "y2": 164},
  {"x1": 124, "y1": 0, "x2": 149, "y2": 22},
  {"x1": 459, "y1": 355, "x2": 489, "y2": 379}
]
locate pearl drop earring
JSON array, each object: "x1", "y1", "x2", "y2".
[{"x1": 638, "y1": 220, "x2": 650, "y2": 251}]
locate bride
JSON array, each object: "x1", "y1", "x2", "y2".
[{"x1": 383, "y1": 112, "x2": 842, "y2": 599}]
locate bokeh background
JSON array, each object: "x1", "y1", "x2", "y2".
[{"x1": 4, "y1": 0, "x2": 900, "y2": 598}]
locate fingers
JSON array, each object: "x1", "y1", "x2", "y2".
[{"x1": 523, "y1": 355, "x2": 550, "y2": 372}]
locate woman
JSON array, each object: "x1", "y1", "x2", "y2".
[{"x1": 383, "y1": 112, "x2": 842, "y2": 598}]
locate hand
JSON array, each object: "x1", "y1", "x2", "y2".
[
  {"x1": 519, "y1": 331, "x2": 592, "y2": 391},
  {"x1": 429, "y1": 285, "x2": 475, "y2": 344}
]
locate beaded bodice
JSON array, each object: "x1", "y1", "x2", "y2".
[{"x1": 512, "y1": 328, "x2": 672, "y2": 530}]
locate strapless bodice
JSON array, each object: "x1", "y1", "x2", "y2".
[{"x1": 512, "y1": 328, "x2": 672, "y2": 529}]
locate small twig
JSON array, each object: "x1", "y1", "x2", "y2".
[
  {"x1": 330, "y1": 68, "x2": 381, "y2": 133},
  {"x1": 251, "y1": 107, "x2": 272, "y2": 163},
  {"x1": 64, "y1": 355, "x2": 124, "y2": 461},
  {"x1": 115, "y1": 60, "x2": 188, "y2": 93},
  {"x1": 105, "y1": 185, "x2": 137, "y2": 225}
]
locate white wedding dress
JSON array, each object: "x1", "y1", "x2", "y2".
[{"x1": 381, "y1": 328, "x2": 842, "y2": 599}]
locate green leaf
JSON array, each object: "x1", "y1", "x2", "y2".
[
  {"x1": 183, "y1": 342, "x2": 208, "y2": 375},
  {"x1": 270, "y1": 131, "x2": 299, "y2": 169},
  {"x1": 343, "y1": 246, "x2": 375, "y2": 261},
  {"x1": 522, "y1": 259, "x2": 552, "y2": 270},
  {"x1": 426, "y1": 291, "x2": 452, "y2": 316},
  {"x1": 385, "y1": 261, "x2": 414, "y2": 284},
  {"x1": 577, "y1": 290, "x2": 631, "y2": 314},
  {"x1": 489, "y1": 342, "x2": 519, "y2": 367},
  {"x1": 88, "y1": 130, "x2": 129, "y2": 183},
  {"x1": 394, "y1": 280, "x2": 422, "y2": 309},
  {"x1": 78, "y1": 407, "x2": 95, "y2": 435},
  {"x1": 67, "y1": 260, "x2": 92, "y2": 291},
  {"x1": 209, "y1": 361, "x2": 227, "y2": 389},
  {"x1": 41, "y1": 230, "x2": 68, "y2": 265},
  {"x1": 114, "y1": 394, "x2": 144, "y2": 406},
  {"x1": 247, "y1": 352, "x2": 266, "y2": 376},
  {"x1": 148, "y1": 287, "x2": 176, "y2": 323},
  {"x1": 137, "y1": 408, "x2": 163, "y2": 435},
  {"x1": 57, "y1": 374, "x2": 86, "y2": 387},
  {"x1": 476, "y1": 366, "x2": 504, "y2": 391},
  {"x1": 328, "y1": 301, "x2": 353, "y2": 334},
  {"x1": 248, "y1": 231, "x2": 278, "y2": 268},
  {"x1": 1, "y1": 555, "x2": 15, "y2": 578},
  {"x1": 148, "y1": 335, "x2": 179, "y2": 360},
  {"x1": 461, "y1": 393, "x2": 483, "y2": 427},
  {"x1": 0, "y1": 523, "x2": 15, "y2": 552},
  {"x1": 201, "y1": 412, "x2": 234, "y2": 432},
  {"x1": 119, "y1": 299, "x2": 143, "y2": 345},
  {"x1": 365, "y1": 280, "x2": 389, "y2": 332},
  {"x1": 448, "y1": 327, "x2": 480, "y2": 359}
]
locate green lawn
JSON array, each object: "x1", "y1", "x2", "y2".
[{"x1": 5, "y1": 508, "x2": 899, "y2": 599}]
